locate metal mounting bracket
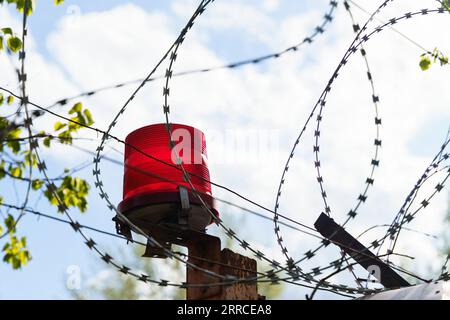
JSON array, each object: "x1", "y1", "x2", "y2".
[
  {"x1": 314, "y1": 212, "x2": 410, "y2": 289},
  {"x1": 178, "y1": 186, "x2": 191, "y2": 226}
]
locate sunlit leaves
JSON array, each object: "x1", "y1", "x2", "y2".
[
  {"x1": 1, "y1": 28, "x2": 13, "y2": 36},
  {"x1": 4, "y1": 214, "x2": 16, "y2": 234},
  {"x1": 1, "y1": 215, "x2": 32, "y2": 269},
  {"x1": 2, "y1": 235, "x2": 31, "y2": 269},
  {"x1": 419, "y1": 55, "x2": 431, "y2": 71},
  {"x1": 419, "y1": 48, "x2": 449, "y2": 71},
  {"x1": 6, "y1": 127, "x2": 22, "y2": 154},
  {"x1": 6, "y1": 36, "x2": 22, "y2": 53},
  {"x1": 0, "y1": 0, "x2": 91, "y2": 272},
  {"x1": 9, "y1": 166, "x2": 22, "y2": 178},
  {"x1": 69, "y1": 102, "x2": 82, "y2": 114},
  {"x1": 54, "y1": 121, "x2": 67, "y2": 131},
  {"x1": 0, "y1": 161, "x2": 5, "y2": 180},
  {"x1": 43, "y1": 137, "x2": 51, "y2": 148},
  {"x1": 31, "y1": 179, "x2": 43, "y2": 190},
  {"x1": 54, "y1": 102, "x2": 94, "y2": 145},
  {"x1": 83, "y1": 109, "x2": 94, "y2": 125},
  {"x1": 0, "y1": 111, "x2": 24, "y2": 158},
  {"x1": 0, "y1": 27, "x2": 22, "y2": 54},
  {"x1": 1, "y1": 0, "x2": 35, "y2": 15},
  {"x1": 440, "y1": 0, "x2": 450, "y2": 12},
  {"x1": 23, "y1": 149, "x2": 37, "y2": 167},
  {"x1": 44, "y1": 176, "x2": 90, "y2": 213}
]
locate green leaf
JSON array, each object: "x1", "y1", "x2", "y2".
[
  {"x1": 4, "y1": 214, "x2": 15, "y2": 233},
  {"x1": 0, "y1": 93, "x2": 3, "y2": 106},
  {"x1": 7, "y1": 140, "x2": 20, "y2": 154},
  {"x1": 7, "y1": 127, "x2": 22, "y2": 154},
  {"x1": 69, "y1": 102, "x2": 83, "y2": 114},
  {"x1": 2, "y1": 235, "x2": 31, "y2": 270},
  {"x1": 7, "y1": 95, "x2": 14, "y2": 104},
  {"x1": 438, "y1": 55, "x2": 449, "y2": 66},
  {"x1": 0, "y1": 36, "x2": 3, "y2": 52},
  {"x1": 1, "y1": 27, "x2": 13, "y2": 36},
  {"x1": 43, "y1": 137, "x2": 51, "y2": 148},
  {"x1": 54, "y1": 121, "x2": 67, "y2": 131},
  {"x1": 83, "y1": 109, "x2": 94, "y2": 125},
  {"x1": 419, "y1": 56, "x2": 431, "y2": 71},
  {"x1": 24, "y1": 151, "x2": 37, "y2": 167},
  {"x1": 7, "y1": 127, "x2": 21, "y2": 139},
  {"x1": 6, "y1": 36, "x2": 22, "y2": 53},
  {"x1": 443, "y1": 0, "x2": 450, "y2": 11},
  {"x1": 0, "y1": 161, "x2": 5, "y2": 180},
  {"x1": 75, "y1": 112, "x2": 87, "y2": 125},
  {"x1": 45, "y1": 176, "x2": 90, "y2": 213},
  {"x1": 32, "y1": 179, "x2": 43, "y2": 190},
  {"x1": 14, "y1": 0, "x2": 34, "y2": 16},
  {"x1": 54, "y1": 0, "x2": 64, "y2": 5},
  {"x1": 9, "y1": 167, "x2": 22, "y2": 178},
  {"x1": 57, "y1": 130, "x2": 72, "y2": 144}
]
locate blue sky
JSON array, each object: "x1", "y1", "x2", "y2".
[{"x1": 0, "y1": 0, "x2": 449, "y2": 299}]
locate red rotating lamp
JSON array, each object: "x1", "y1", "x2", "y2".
[{"x1": 115, "y1": 123, "x2": 219, "y2": 257}]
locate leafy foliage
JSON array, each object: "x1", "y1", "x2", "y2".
[
  {"x1": 419, "y1": 48, "x2": 449, "y2": 71},
  {"x1": 46, "y1": 102, "x2": 93, "y2": 147},
  {"x1": 0, "y1": 0, "x2": 94, "y2": 269},
  {"x1": 0, "y1": 0, "x2": 34, "y2": 15},
  {"x1": 0, "y1": 28, "x2": 22, "y2": 54},
  {"x1": 2, "y1": 235, "x2": 31, "y2": 269},
  {"x1": 439, "y1": 0, "x2": 450, "y2": 12},
  {"x1": 44, "y1": 176, "x2": 90, "y2": 213}
]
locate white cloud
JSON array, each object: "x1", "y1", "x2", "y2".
[{"x1": 263, "y1": 0, "x2": 281, "y2": 12}]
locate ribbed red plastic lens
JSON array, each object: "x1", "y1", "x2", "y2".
[{"x1": 120, "y1": 124, "x2": 217, "y2": 222}]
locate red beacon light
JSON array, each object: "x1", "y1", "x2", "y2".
[{"x1": 116, "y1": 123, "x2": 219, "y2": 256}]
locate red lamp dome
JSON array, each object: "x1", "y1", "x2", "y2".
[{"x1": 118, "y1": 123, "x2": 218, "y2": 231}]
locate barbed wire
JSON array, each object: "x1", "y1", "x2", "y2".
[
  {"x1": 59, "y1": 1, "x2": 450, "y2": 296},
  {"x1": 47, "y1": 4, "x2": 450, "y2": 292},
  {"x1": 25, "y1": 1, "x2": 338, "y2": 119},
  {"x1": 1, "y1": 84, "x2": 321, "y2": 233},
  {"x1": 0, "y1": 0, "x2": 449, "y2": 298},
  {"x1": 1, "y1": 1, "x2": 446, "y2": 292},
  {"x1": 0, "y1": 202, "x2": 368, "y2": 298},
  {"x1": 271, "y1": 4, "x2": 449, "y2": 285},
  {"x1": 0, "y1": 199, "x2": 413, "y2": 298},
  {"x1": 151, "y1": 0, "x2": 383, "y2": 291},
  {"x1": 91, "y1": 0, "x2": 342, "y2": 291},
  {"x1": 384, "y1": 138, "x2": 450, "y2": 256},
  {"x1": 3, "y1": 0, "x2": 249, "y2": 293},
  {"x1": 348, "y1": 0, "x2": 438, "y2": 54},
  {"x1": 270, "y1": 0, "x2": 394, "y2": 279},
  {"x1": 271, "y1": 2, "x2": 450, "y2": 289},
  {"x1": 272, "y1": 0, "x2": 382, "y2": 278},
  {"x1": 88, "y1": 0, "x2": 360, "y2": 293},
  {"x1": 357, "y1": 224, "x2": 439, "y2": 241},
  {"x1": 61, "y1": 130, "x2": 437, "y2": 290},
  {"x1": 2, "y1": 0, "x2": 34, "y2": 241},
  {"x1": 305, "y1": 150, "x2": 449, "y2": 287}
]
